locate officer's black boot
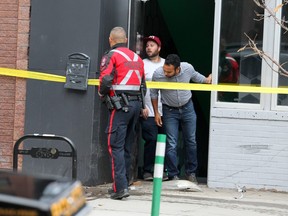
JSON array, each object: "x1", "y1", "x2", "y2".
[{"x1": 110, "y1": 188, "x2": 130, "y2": 200}]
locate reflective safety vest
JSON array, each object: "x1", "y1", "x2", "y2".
[{"x1": 99, "y1": 46, "x2": 145, "y2": 95}]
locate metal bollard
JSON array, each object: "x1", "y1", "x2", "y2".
[{"x1": 151, "y1": 134, "x2": 166, "y2": 216}]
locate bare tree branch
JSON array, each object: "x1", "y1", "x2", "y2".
[
  {"x1": 254, "y1": 0, "x2": 288, "y2": 31},
  {"x1": 240, "y1": 33, "x2": 288, "y2": 77},
  {"x1": 241, "y1": 0, "x2": 288, "y2": 77}
]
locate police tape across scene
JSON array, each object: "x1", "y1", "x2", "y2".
[{"x1": 1, "y1": 67, "x2": 288, "y2": 94}]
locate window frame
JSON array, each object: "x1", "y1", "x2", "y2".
[
  {"x1": 271, "y1": 0, "x2": 288, "y2": 111},
  {"x1": 212, "y1": 0, "x2": 285, "y2": 112}
]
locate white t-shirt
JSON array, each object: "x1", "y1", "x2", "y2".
[{"x1": 143, "y1": 57, "x2": 165, "y2": 117}]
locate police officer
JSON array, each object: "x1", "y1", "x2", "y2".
[{"x1": 98, "y1": 27, "x2": 146, "y2": 200}]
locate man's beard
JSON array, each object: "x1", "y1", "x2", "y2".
[{"x1": 148, "y1": 52, "x2": 159, "y2": 59}]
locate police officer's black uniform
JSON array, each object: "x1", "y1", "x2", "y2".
[{"x1": 99, "y1": 43, "x2": 146, "y2": 200}]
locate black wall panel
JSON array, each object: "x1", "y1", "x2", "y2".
[{"x1": 26, "y1": 0, "x2": 131, "y2": 186}]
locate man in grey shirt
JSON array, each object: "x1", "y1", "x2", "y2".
[{"x1": 150, "y1": 54, "x2": 212, "y2": 183}]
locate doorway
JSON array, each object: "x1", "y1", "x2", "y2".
[{"x1": 140, "y1": 0, "x2": 215, "y2": 182}]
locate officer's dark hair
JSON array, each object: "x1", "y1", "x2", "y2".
[{"x1": 164, "y1": 54, "x2": 181, "y2": 69}]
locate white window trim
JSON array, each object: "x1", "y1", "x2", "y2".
[
  {"x1": 271, "y1": 0, "x2": 288, "y2": 111},
  {"x1": 260, "y1": 0, "x2": 277, "y2": 111},
  {"x1": 211, "y1": 0, "x2": 285, "y2": 112}
]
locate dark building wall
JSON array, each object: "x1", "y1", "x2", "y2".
[{"x1": 25, "y1": 0, "x2": 131, "y2": 186}]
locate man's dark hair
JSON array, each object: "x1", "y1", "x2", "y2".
[{"x1": 165, "y1": 54, "x2": 181, "y2": 68}]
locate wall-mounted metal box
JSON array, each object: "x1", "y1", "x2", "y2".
[{"x1": 65, "y1": 53, "x2": 90, "y2": 90}]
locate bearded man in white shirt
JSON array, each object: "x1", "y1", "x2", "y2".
[{"x1": 141, "y1": 36, "x2": 168, "y2": 181}]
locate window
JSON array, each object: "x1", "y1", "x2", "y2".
[
  {"x1": 277, "y1": 5, "x2": 288, "y2": 106},
  {"x1": 214, "y1": 0, "x2": 288, "y2": 112},
  {"x1": 217, "y1": 0, "x2": 264, "y2": 104}
]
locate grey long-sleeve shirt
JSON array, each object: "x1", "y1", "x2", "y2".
[{"x1": 150, "y1": 62, "x2": 206, "y2": 107}]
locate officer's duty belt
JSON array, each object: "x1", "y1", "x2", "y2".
[{"x1": 126, "y1": 95, "x2": 140, "y2": 101}]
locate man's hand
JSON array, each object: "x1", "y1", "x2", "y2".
[
  {"x1": 154, "y1": 112, "x2": 162, "y2": 127},
  {"x1": 141, "y1": 108, "x2": 149, "y2": 119},
  {"x1": 205, "y1": 74, "x2": 212, "y2": 84}
]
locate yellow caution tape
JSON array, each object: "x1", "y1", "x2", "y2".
[
  {"x1": 0, "y1": 67, "x2": 66, "y2": 83},
  {"x1": 148, "y1": 82, "x2": 288, "y2": 94},
  {"x1": 88, "y1": 79, "x2": 99, "y2": 86},
  {"x1": 1, "y1": 67, "x2": 288, "y2": 94}
]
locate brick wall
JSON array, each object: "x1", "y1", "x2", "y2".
[{"x1": 0, "y1": 0, "x2": 30, "y2": 169}]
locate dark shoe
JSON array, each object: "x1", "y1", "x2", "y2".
[
  {"x1": 162, "y1": 172, "x2": 169, "y2": 181},
  {"x1": 169, "y1": 175, "x2": 180, "y2": 181},
  {"x1": 109, "y1": 187, "x2": 130, "y2": 194},
  {"x1": 110, "y1": 188, "x2": 130, "y2": 200},
  {"x1": 143, "y1": 172, "x2": 153, "y2": 181},
  {"x1": 186, "y1": 173, "x2": 198, "y2": 184}
]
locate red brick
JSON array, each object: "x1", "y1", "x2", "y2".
[
  {"x1": 15, "y1": 78, "x2": 26, "y2": 89},
  {"x1": 0, "y1": 11, "x2": 18, "y2": 18},
  {"x1": 16, "y1": 60, "x2": 28, "y2": 69},
  {"x1": 0, "y1": 135, "x2": 13, "y2": 143},
  {"x1": 0, "y1": 76, "x2": 16, "y2": 83},
  {"x1": 17, "y1": 33, "x2": 29, "y2": 46},
  {"x1": 15, "y1": 78, "x2": 26, "y2": 88},
  {"x1": 16, "y1": 46, "x2": 28, "y2": 60},
  {"x1": 15, "y1": 80, "x2": 26, "y2": 108},
  {"x1": 0, "y1": 115, "x2": 13, "y2": 122},
  {"x1": 0, "y1": 103, "x2": 14, "y2": 110},
  {"x1": 0, "y1": 156, "x2": 12, "y2": 163},
  {"x1": 0, "y1": 0, "x2": 30, "y2": 170},
  {"x1": 0, "y1": 37, "x2": 17, "y2": 44},
  {"x1": 0, "y1": 147, "x2": 13, "y2": 156},
  {"x1": 19, "y1": 0, "x2": 31, "y2": 7},
  {"x1": 14, "y1": 127, "x2": 24, "y2": 141},
  {"x1": 0, "y1": 124, "x2": 14, "y2": 131},
  {"x1": 0, "y1": 43, "x2": 17, "y2": 51},
  {"x1": 0, "y1": 162, "x2": 13, "y2": 169},
  {"x1": 0, "y1": 90, "x2": 14, "y2": 97},
  {"x1": 0, "y1": 83, "x2": 15, "y2": 90},
  {"x1": 0, "y1": 84, "x2": 15, "y2": 90},
  {"x1": 0, "y1": 122, "x2": 14, "y2": 130},
  {"x1": 0, "y1": 50, "x2": 17, "y2": 57},
  {"x1": 18, "y1": 20, "x2": 30, "y2": 33},
  {"x1": 0, "y1": 142, "x2": 12, "y2": 147},
  {"x1": 0, "y1": 18, "x2": 18, "y2": 24},
  {"x1": 0, "y1": 89, "x2": 15, "y2": 97},
  {"x1": 0, "y1": 57, "x2": 16, "y2": 64},
  {"x1": 0, "y1": 64, "x2": 15, "y2": 68},
  {"x1": 14, "y1": 113, "x2": 25, "y2": 127},
  {"x1": 18, "y1": 6, "x2": 30, "y2": 20},
  {"x1": 0, "y1": 30, "x2": 17, "y2": 37},
  {"x1": 0, "y1": 0, "x2": 17, "y2": 4},
  {"x1": 0, "y1": 129, "x2": 13, "y2": 136},
  {"x1": 15, "y1": 88, "x2": 26, "y2": 100},
  {"x1": 0, "y1": 5, "x2": 18, "y2": 12},
  {"x1": 0, "y1": 23, "x2": 17, "y2": 31},
  {"x1": 14, "y1": 101, "x2": 25, "y2": 114},
  {"x1": 0, "y1": 109, "x2": 14, "y2": 116}
]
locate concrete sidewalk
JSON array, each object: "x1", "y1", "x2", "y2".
[{"x1": 83, "y1": 180, "x2": 288, "y2": 216}]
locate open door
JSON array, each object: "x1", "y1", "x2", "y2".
[{"x1": 141, "y1": 0, "x2": 215, "y2": 182}]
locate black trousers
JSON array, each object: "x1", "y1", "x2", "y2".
[
  {"x1": 140, "y1": 117, "x2": 165, "y2": 174},
  {"x1": 106, "y1": 101, "x2": 141, "y2": 192}
]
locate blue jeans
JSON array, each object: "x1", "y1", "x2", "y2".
[{"x1": 163, "y1": 100, "x2": 198, "y2": 178}]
